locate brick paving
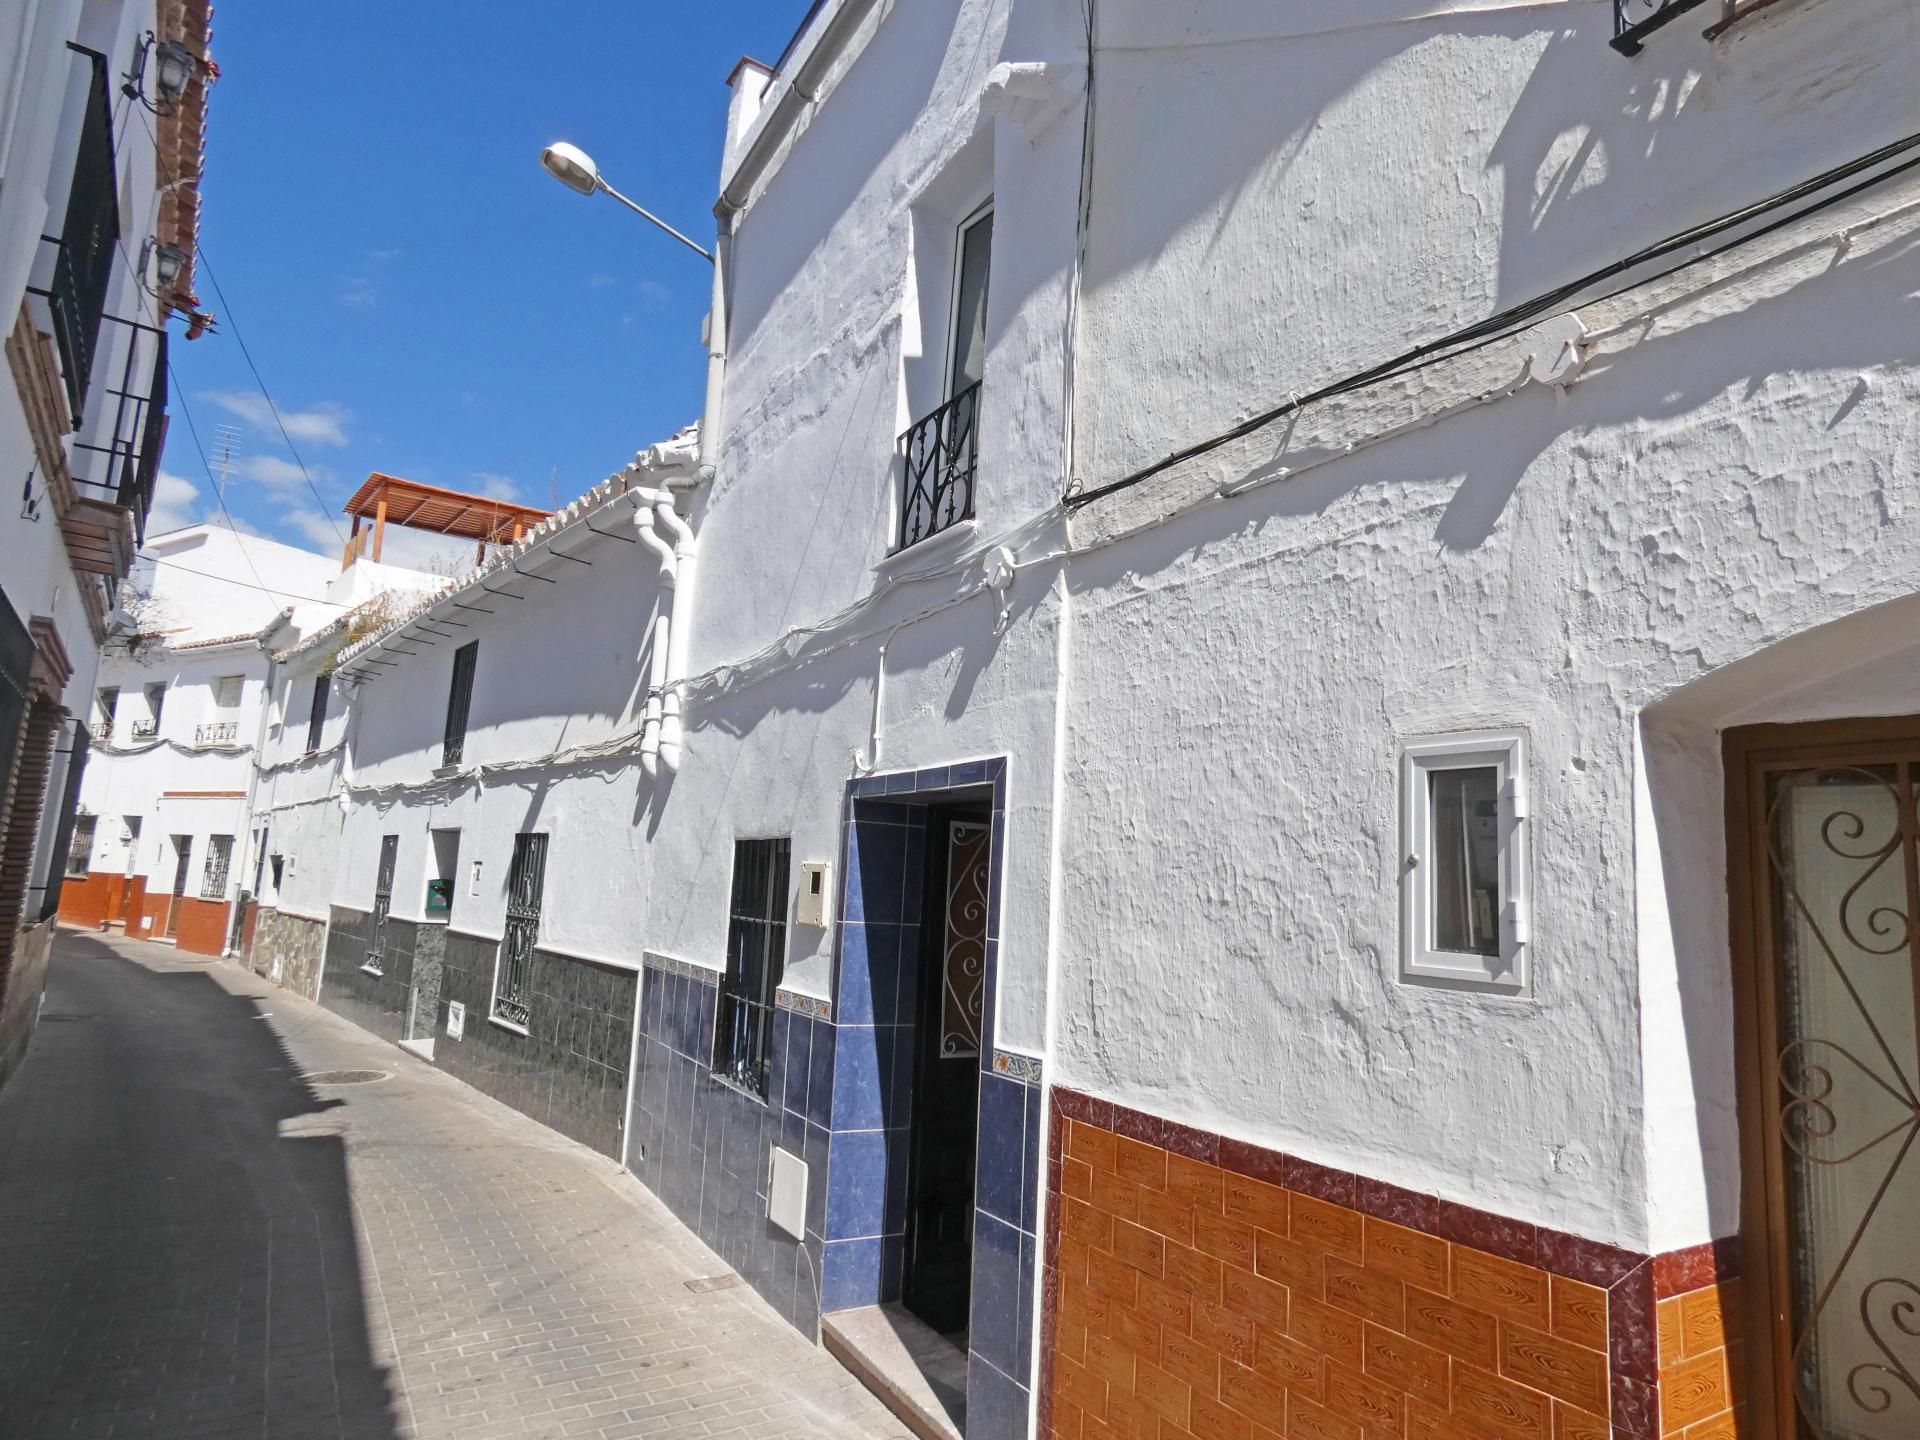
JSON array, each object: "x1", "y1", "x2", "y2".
[{"x1": 0, "y1": 929, "x2": 911, "y2": 1440}]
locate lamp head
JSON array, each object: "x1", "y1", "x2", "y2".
[{"x1": 540, "y1": 142, "x2": 600, "y2": 197}]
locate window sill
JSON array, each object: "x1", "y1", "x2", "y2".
[
  {"x1": 359, "y1": 964, "x2": 385, "y2": 978},
  {"x1": 487, "y1": 1013, "x2": 529, "y2": 1037},
  {"x1": 707, "y1": 1070, "x2": 772, "y2": 1108},
  {"x1": 431, "y1": 764, "x2": 463, "y2": 780},
  {"x1": 873, "y1": 519, "x2": 977, "y2": 578}
]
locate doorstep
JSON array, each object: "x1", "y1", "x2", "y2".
[
  {"x1": 397, "y1": 1037, "x2": 436, "y2": 1062},
  {"x1": 821, "y1": 1304, "x2": 967, "y2": 1440}
]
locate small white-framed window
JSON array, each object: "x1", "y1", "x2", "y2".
[{"x1": 1399, "y1": 730, "x2": 1529, "y2": 993}]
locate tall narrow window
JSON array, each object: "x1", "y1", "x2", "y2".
[
  {"x1": 493, "y1": 832, "x2": 547, "y2": 1028},
  {"x1": 94, "y1": 686, "x2": 119, "y2": 741},
  {"x1": 305, "y1": 674, "x2": 330, "y2": 754},
  {"x1": 898, "y1": 203, "x2": 991, "y2": 551},
  {"x1": 201, "y1": 834, "x2": 234, "y2": 899},
  {"x1": 714, "y1": 837, "x2": 791, "y2": 1096},
  {"x1": 365, "y1": 835, "x2": 398, "y2": 976},
  {"x1": 66, "y1": 815, "x2": 97, "y2": 876},
  {"x1": 443, "y1": 641, "x2": 478, "y2": 768},
  {"x1": 198, "y1": 675, "x2": 243, "y2": 747},
  {"x1": 138, "y1": 682, "x2": 165, "y2": 737},
  {"x1": 426, "y1": 828, "x2": 460, "y2": 916}
]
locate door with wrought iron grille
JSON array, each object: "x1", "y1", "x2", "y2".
[
  {"x1": 494, "y1": 833, "x2": 547, "y2": 1028},
  {"x1": 365, "y1": 835, "x2": 398, "y2": 975},
  {"x1": 1728, "y1": 719, "x2": 1920, "y2": 1439}
]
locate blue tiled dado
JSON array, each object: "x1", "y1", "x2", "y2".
[{"x1": 823, "y1": 758, "x2": 1043, "y2": 1440}]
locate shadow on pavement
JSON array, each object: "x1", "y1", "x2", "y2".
[{"x1": 0, "y1": 931, "x2": 403, "y2": 1440}]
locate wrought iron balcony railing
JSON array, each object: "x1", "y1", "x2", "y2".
[
  {"x1": 1612, "y1": 0, "x2": 1716, "y2": 53},
  {"x1": 130, "y1": 719, "x2": 158, "y2": 739},
  {"x1": 195, "y1": 720, "x2": 239, "y2": 747},
  {"x1": 89, "y1": 720, "x2": 113, "y2": 743},
  {"x1": 119, "y1": 331, "x2": 168, "y2": 544},
  {"x1": 41, "y1": 53, "x2": 119, "y2": 424},
  {"x1": 897, "y1": 381, "x2": 980, "y2": 551}
]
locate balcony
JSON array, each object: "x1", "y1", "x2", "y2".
[
  {"x1": 89, "y1": 720, "x2": 113, "y2": 743},
  {"x1": 118, "y1": 331, "x2": 168, "y2": 545},
  {"x1": 1611, "y1": 0, "x2": 1716, "y2": 53},
  {"x1": 39, "y1": 53, "x2": 119, "y2": 425},
  {"x1": 194, "y1": 721, "x2": 239, "y2": 748},
  {"x1": 130, "y1": 719, "x2": 158, "y2": 739},
  {"x1": 897, "y1": 381, "x2": 980, "y2": 552}
]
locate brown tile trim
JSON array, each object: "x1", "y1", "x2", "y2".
[{"x1": 1040, "y1": 1087, "x2": 1746, "y2": 1440}]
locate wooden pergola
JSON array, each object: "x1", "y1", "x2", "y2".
[{"x1": 340, "y1": 473, "x2": 553, "y2": 568}]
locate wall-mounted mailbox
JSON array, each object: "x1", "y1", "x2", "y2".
[
  {"x1": 425, "y1": 878, "x2": 453, "y2": 913},
  {"x1": 797, "y1": 860, "x2": 831, "y2": 928}
]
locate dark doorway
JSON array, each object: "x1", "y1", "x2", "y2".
[
  {"x1": 165, "y1": 835, "x2": 191, "y2": 937},
  {"x1": 902, "y1": 799, "x2": 991, "y2": 1336}
]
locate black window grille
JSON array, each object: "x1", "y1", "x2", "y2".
[
  {"x1": 41, "y1": 51, "x2": 119, "y2": 425},
  {"x1": 714, "y1": 837, "x2": 790, "y2": 1096},
  {"x1": 365, "y1": 834, "x2": 398, "y2": 975},
  {"x1": 898, "y1": 382, "x2": 981, "y2": 551},
  {"x1": 305, "y1": 674, "x2": 330, "y2": 754},
  {"x1": 443, "y1": 641, "x2": 478, "y2": 767},
  {"x1": 1611, "y1": 0, "x2": 1716, "y2": 53},
  {"x1": 64, "y1": 814, "x2": 96, "y2": 879},
  {"x1": 200, "y1": 834, "x2": 233, "y2": 899},
  {"x1": 494, "y1": 832, "x2": 548, "y2": 1028},
  {"x1": 121, "y1": 330, "x2": 168, "y2": 542}
]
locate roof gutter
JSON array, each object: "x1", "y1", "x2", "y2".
[{"x1": 716, "y1": 0, "x2": 883, "y2": 219}]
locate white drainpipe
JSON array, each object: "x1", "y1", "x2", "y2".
[
  {"x1": 652, "y1": 498, "x2": 696, "y2": 774},
  {"x1": 629, "y1": 486, "x2": 678, "y2": 776}
]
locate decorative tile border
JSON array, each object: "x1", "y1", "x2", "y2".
[
  {"x1": 641, "y1": 951, "x2": 720, "y2": 985},
  {"x1": 1039, "y1": 1088, "x2": 1743, "y2": 1440},
  {"x1": 992, "y1": 1048, "x2": 1044, "y2": 1084},
  {"x1": 775, "y1": 987, "x2": 832, "y2": 1020}
]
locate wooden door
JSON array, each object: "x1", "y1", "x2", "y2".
[{"x1": 1727, "y1": 718, "x2": 1920, "y2": 1439}]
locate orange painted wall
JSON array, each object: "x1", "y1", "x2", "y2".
[
  {"x1": 172, "y1": 896, "x2": 232, "y2": 956},
  {"x1": 57, "y1": 872, "x2": 115, "y2": 928}
]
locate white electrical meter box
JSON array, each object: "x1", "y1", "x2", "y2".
[
  {"x1": 796, "y1": 861, "x2": 831, "y2": 928},
  {"x1": 768, "y1": 1146, "x2": 808, "y2": 1240}
]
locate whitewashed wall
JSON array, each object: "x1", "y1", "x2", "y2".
[{"x1": 1054, "y1": 0, "x2": 1920, "y2": 1254}]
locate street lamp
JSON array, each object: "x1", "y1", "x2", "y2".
[{"x1": 539, "y1": 143, "x2": 712, "y2": 263}]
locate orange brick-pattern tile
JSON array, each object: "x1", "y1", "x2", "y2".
[
  {"x1": 1039, "y1": 1093, "x2": 1752, "y2": 1440},
  {"x1": 1655, "y1": 1280, "x2": 1744, "y2": 1438},
  {"x1": 1045, "y1": 1116, "x2": 1612, "y2": 1440}
]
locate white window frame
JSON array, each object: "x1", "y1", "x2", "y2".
[
  {"x1": 1399, "y1": 729, "x2": 1530, "y2": 993},
  {"x1": 942, "y1": 196, "x2": 994, "y2": 404}
]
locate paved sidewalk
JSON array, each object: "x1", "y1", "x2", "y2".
[{"x1": 0, "y1": 929, "x2": 909, "y2": 1440}]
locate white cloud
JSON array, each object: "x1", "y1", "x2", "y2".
[
  {"x1": 340, "y1": 277, "x2": 376, "y2": 310},
  {"x1": 471, "y1": 472, "x2": 521, "y2": 501},
  {"x1": 144, "y1": 470, "x2": 202, "y2": 536},
  {"x1": 637, "y1": 279, "x2": 672, "y2": 306},
  {"x1": 235, "y1": 454, "x2": 315, "y2": 491},
  {"x1": 202, "y1": 391, "x2": 351, "y2": 447},
  {"x1": 284, "y1": 508, "x2": 346, "y2": 552}
]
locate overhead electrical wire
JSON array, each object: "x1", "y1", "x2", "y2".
[
  {"x1": 127, "y1": 103, "x2": 346, "y2": 544},
  {"x1": 1068, "y1": 126, "x2": 1920, "y2": 508}
]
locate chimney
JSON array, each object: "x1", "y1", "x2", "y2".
[{"x1": 722, "y1": 58, "x2": 774, "y2": 183}]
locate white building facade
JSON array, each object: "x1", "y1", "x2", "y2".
[
  {"x1": 0, "y1": 0, "x2": 211, "y2": 1091},
  {"x1": 212, "y1": 2, "x2": 1920, "y2": 1438}
]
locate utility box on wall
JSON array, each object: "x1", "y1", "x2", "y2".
[
  {"x1": 768, "y1": 1146, "x2": 807, "y2": 1240},
  {"x1": 796, "y1": 861, "x2": 831, "y2": 928}
]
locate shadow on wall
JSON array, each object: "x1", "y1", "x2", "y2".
[
  {"x1": 0, "y1": 935, "x2": 402, "y2": 1439},
  {"x1": 1075, "y1": 0, "x2": 1920, "y2": 494}
]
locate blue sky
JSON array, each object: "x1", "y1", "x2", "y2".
[{"x1": 154, "y1": 4, "x2": 814, "y2": 564}]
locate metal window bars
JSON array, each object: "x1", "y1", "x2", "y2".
[
  {"x1": 1611, "y1": 0, "x2": 1717, "y2": 53},
  {"x1": 364, "y1": 835, "x2": 398, "y2": 975},
  {"x1": 200, "y1": 834, "x2": 233, "y2": 900},
  {"x1": 493, "y1": 832, "x2": 548, "y2": 1028},
  {"x1": 714, "y1": 837, "x2": 791, "y2": 1096},
  {"x1": 194, "y1": 720, "x2": 238, "y2": 747},
  {"x1": 37, "y1": 52, "x2": 119, "y2": 425},
  {"x1": 897, "y1": 381, "x2": 980, "y2": 551},
  {"x1": 305, "y1": 674, "x2": 330, "y2": 754}
]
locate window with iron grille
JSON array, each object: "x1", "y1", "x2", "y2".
[
  {"x1": 714, "y1": 837, "x2": 791, "y2": 1097},
  {"x1": 201, "y1": 834, "x2": 234, "y2": 899},
  {"x1": 493, "y1": 832, "x2": 547, "y2": 1029},
  {"x1": 897, "y1": 203, "x2": 991, "y2": 551},
  {"x1": 364, "y1": 834, "x2": 398, "y2": 976},
  {"x1": 37, "y1": 51, "x2": 118, "y2": 425},
  {"x1": 66, "y1": 814, "x2": 96, "y2": 877},
  {"x1": 443, "y1": 641, "x2": 478, "y2": 767},
  {"x1": 305, "y1": 673, "x2": 330, "y2": 754}
]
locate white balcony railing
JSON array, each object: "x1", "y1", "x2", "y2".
[{"x1": 194, "y1": 720, "x2": 239, "y2": 747}]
